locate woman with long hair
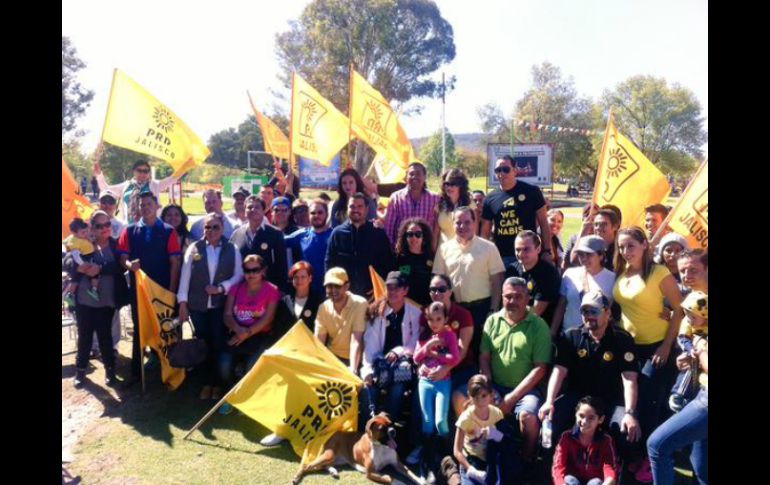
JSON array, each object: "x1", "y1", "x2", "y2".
[
  {"x1": 433, "y1": 169, "x2": 473, "y2": 251},
  {"x1": 547, "y1": 208, "x2": 565, "y2": 270},
  {"x1": 613, "y1": 226, "x2": 684, "y2": 482},
  {"x1": 330, "y1": 168, "x2": 378, "y2": 227},
  {"x1": 161, "y1": 204, "x2": 193, "y2": 252},
  {"x1": 394, "y1": 218, "x2": 434, "y2": 307}
]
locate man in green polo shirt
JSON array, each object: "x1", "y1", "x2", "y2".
[{"x1": 479, "y1": 276, "x2": 551, "y2": 464}]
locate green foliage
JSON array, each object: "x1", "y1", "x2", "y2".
[
  {"x1": 600, "y1": 75, "x2": 707, "y2": 164},
  {"x1": 62, "y1": 140, "x2": 91, "y2": 181},
  {"x1": 62, "y1": 36, "x2": 94, "y2": 136},
  {"x1": 419, "y1": 129, "x2": 457, "y2": 176},
  {"x1": 184, "y1": 164, "x2": 244, "y2": 185},
  {"x1": 97, "y1": 144, "x2": 148, "y2": 182},
  {"x1": 456, "y1": 148, "x2": 487, "y2": 178},
  {"x1": 207, "y1": 115, "x2": 266, "y2": 170}
]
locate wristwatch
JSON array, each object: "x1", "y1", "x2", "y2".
[
  {"x1": 218, "y1": 284, "x2": 226, "y2": 294},
  {"x1": 625, "y1": 408, "x2": 637, "y2": 418}
]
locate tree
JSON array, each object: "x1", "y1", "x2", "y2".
[
  {"x1": 207, "y1": 116, "x2": 267, "y2": 172},
  {"x1": 275, "y1": 0, "x2": 456, "y2": 172},
  {"x1": 600, "y1": 75, "x2": 707, "y2": 172},
  {"x1": 419, "y1": 129, "x2": 457, "y2": 176},
  {"x1": 456, "y1": 148, "x2": 487, "y2": 179},
  {"x1": 62, "y1": 36, "x2": 94, "y2": 137}
]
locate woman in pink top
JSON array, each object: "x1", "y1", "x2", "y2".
[
  {"x1": 414, "y1": 301, "x2": 461, "y2": 479},
  {"x1": 220, "y1": 254, "x2": 281, "y2": 386}
]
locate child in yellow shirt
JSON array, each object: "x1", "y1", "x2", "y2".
[{"x1": 63, "y1": 218, "x2": 100, "y2": 303}]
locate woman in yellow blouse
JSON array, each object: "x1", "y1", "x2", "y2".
[
  {"x1": 432, "y1": 168, "x2": 475, "y2": 252},
  {"x1": 613, "y1": 226, "x2": 684, "y2": 480}
]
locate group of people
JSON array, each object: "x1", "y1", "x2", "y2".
[{"x1": 62, "y1": 156, "x2": 708, "y2": 485}]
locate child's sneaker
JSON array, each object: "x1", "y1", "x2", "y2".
[
  {"x1": 634, "y1": 457, "x2": 653, "y2": 483},
  {"x1": 87, "y1": 288, "x2": 100, "y2": 301},
  {"x1": 219, "y1": 403, "x2": 233, "y2": 415}
]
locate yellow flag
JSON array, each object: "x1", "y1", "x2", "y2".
[
  {"x1": 247, "y1": 91, "x2": 290, "y2": 160},
  {"x1": 135, "y1": 269, "x2": 185, "y2": 390},
  {"x1": 102, "y1": 69, "x2": 211, "y2": 178},
  {"x1": 370, "y1": 265, "x2": 387, "y2": 301},
  {"x1": 664, "y1": 159, "x2": 708, "y2": 249},
  {"x1": 62, "y1": 158, "x2": 94, "y2": 240},
  {"x1": 225, "y1": 322, "x2": 362, "y2": 464},
  {"x1": 350, "y1": 70, "x2": 415, "y2": 168},
  {"x1": 366, "y1": 152, "x2": 409, "y2": 185},
  {"x1": 592, "y1": 116, "x2": 671, "y2": 227},
  {"x1": 290, "y1": 73, "x2": 350, "y2": 167}
]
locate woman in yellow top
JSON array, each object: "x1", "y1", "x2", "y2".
[
  {"x1": 433, "y1": 169, "x2": 475, "y2": 252},
  {"x1": 612, "y1": 226, "x2": 684, "y2": 480}
]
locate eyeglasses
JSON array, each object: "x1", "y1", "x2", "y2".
[
  {"x1": 243, "y1": 266, "x2": 264, "y2": 274},
  {"x1": 294, "y1": 207, "x2": 308, "y2": 213},
  {"x1": 494, "y1": 166, "x2": 512, "y2": 174},
  {"x1": 406, "y1": 231, "x2": 423, "y2": 239},
  {"x1": 134, "y1": 168, "x2": 151, "y2": 174},
  {"x1": 93, "y1": 222, "x2": 112, "y2": 230},
  {"x1": 100, "y1": 198, "x2": 116, "y2": 205},
  {"x1": 429, "y1": 286, "x2": 449, "y2": 294},
  {"x1": 204, "y1": 225, "x2": 222, "y2": 231},
  {"x1": 309, "y1": 210, "x2": 325, "y2": 215},
  {"x1": 580, "y1": 307, "x2": 603, "y2": 317},
  {"x1": 443, "y1": 181, "x2": 459, "y2": 187},
  {"x1": 273, "y1": 207, "x2": 290, "y2": 213}
]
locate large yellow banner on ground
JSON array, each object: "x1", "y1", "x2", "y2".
[
  {"x1": 350, "y1": 70, "x2": 415, "y2": 168},
  {"x1": 290, "y1": 73, "x2": 350, "y2": 167},
  {"x1": 135, "y1": 270, "x2": 185, "y2": 390},
  {"x1": 62, "y1": 158, "x2": 94, "y2": 240},
  {"x1": 666, "y1": 159, "x2": 708, "y2": 249},
  {"x1": 225, "y1": 322, "x2": 362, "y2": 464},
  {"x1": 102, "y1": 69, "x2": 210, "y2": 178},
  {"x1": 592, "y1": 117, "x2": 671, "y2": 228},
  {"x1": 248, "y1": 91, "x2": 290, "y2": 160}
]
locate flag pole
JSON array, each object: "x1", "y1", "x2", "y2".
[
  {"x1": 94, "y1": 68, "x2": 119, "y2": 168},
  {"x1": 288, "y1": 73, "x2": 295, "y2": 173},
  {"x1": 183, "y1": 384, "x2": 242, "y2": 440},
  {"x1": 592, "y1": 107, "x2": 614, "y2": 207},
  {"x1": 441, "y1": 72, "x2": 446, "y2": 174},
  {"x1": 649, "y1": 157, "x2": 708, "y2": 248},
  {"x1": 347, "y1": 64, "x2": 354, "y2": 170},
  {"x1": 140, "y1": 348, "x2": 146, "y2": 393}
]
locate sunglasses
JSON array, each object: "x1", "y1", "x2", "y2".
[
  {"x1": 406, "y1": 231, "x2": 423, "y2": 239},
  {"x1": 93, "y1": 222, "x2": 112, "y2": 230},
  {"x1": 100, "y1": 198, "x2": 116, "y2": 205},
  {"x1": 429, "y1": 286, "x2": 449, "y2": 294},
  {"x1": 204, "y1": 225, "x2": 222, "y2": 231},
  {"x1": 243, "y1": 266, "x2": 264, "y2": 274},
  {"x1": 580, "y1": 307, "x2": 603, "y2": 317},
  {"x1": 134, "y1": 168, "x2": 151, "y2": 174},
  {"x1": 494, "y1": 166, "x2": 512, "y2": 174},
  {"x1": 443, "y1": 181, "x2": 459, "y2": 187}
]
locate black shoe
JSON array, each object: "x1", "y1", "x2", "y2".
[
  {"x1": 73, "y1": 370, "x2": 86, "y2": 388},
  {"x1": 122, "y1": 374, "x2": 140, "y2": 389},
  {"x1": 105, "y1": 369, "x2": 120, "y2": 387}
]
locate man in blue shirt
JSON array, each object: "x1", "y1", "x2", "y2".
[{"x1": 284, "y1": 199, "x2": 333, "y2": 295}]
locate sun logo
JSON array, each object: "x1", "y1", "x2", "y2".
[
  {"x1": 606, "y1": 147, "x2": 628, "y2": 179},
  {"x1": 362, "y1": 94, "x2": 391, "y2": 137},
  {"x1": 366, "y1": 100, "x2": 383, "y2": 121},
  {"x1": 693, "y1": 188, "x2": 708, "y2": 224},
  {"x1": 300, "y1": 97, "x2": 319, "y2": 137},
  {"x1": 601, "y1": 137, "x2": 639, "y2": 202},
  {"x1": 153, "y1": 106, "x2": 175, "y2": 133},
  {"x1": 316, "y1": 382, "x2": 353, "y2": 421}
]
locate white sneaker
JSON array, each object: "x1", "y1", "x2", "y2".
[
  {"x1": 406, "y1": 445, "x2": 423, "y2": 465},
  {"x1": 260, "y1": 433, "x2": 286, "y2": 447}
]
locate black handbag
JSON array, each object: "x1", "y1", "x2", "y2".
[{"x1": 166, "y1": 319, "x2": 208, "y2": 368}]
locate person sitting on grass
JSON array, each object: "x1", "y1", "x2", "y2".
[{"x1": 552, "y1": 396, "x2": 619, "y2": 485}]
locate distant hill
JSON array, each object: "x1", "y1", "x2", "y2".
[{"x1": 411, "y1": 132, "x2": 488, "y2": 154}]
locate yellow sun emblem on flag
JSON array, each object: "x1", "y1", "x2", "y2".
[
  {"x1": 316, "y1": 382, "x2": 354, "y2": 421},
  {"x1": 606, "y1": 148, "x2": 628, "y2": 178},
  {"x1": 153, "y1": 106, "x2": 175, "y2": 133}
]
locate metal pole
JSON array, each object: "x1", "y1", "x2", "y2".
[{"x1": 441, "y1": 72, "x2": 446, "y2": 174}]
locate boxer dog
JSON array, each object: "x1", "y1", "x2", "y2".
[{"x1": 292, "y1": 412, "x2": 423, "y2": 484}]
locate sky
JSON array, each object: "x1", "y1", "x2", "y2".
[{"x1": 62, "y1": 0, "x2": 707, "y2": 156}]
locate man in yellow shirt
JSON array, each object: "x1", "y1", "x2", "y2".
[{"x1": 314, "y1": 267, "x2": 368, "y2": 375}]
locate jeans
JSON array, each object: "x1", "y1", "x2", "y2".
[
  {"x1": 359, "y1": 379, "x2": 421, "y2": 439},
  {"x1": 218, "y1": 336, "x2": 270, "y2": 385},
  {"x1": 459, "y1": 454, "x2": 487, "y2": 485},
  {"x1": 635, "y1": 342, "x2": 678, "y2": 443},
  {"x1": 564, "y1": 476, "x2": 603, "y2": 485},
  {"x1": 190, "y1": 308, "x2": 226, "y2": 386},
  {"x1": 648, "y1": 388, "x2": 708, "y2": 485},
  {"x1": 90, "y1": 308, "x2": 121, "y2": 352},
  {"x1": 418, "y1": 377, "x2": 452, "y2": 436},
  {"x1": 76, "y1": 304, "x2": 116, "y2": 372},
  {"x1": 458, "y1": 298, "x2": 491, "y2": 360}
]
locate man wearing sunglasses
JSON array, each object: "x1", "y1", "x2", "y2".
[
  {"x1": 481, "y1": 155, "x2": 553, "y2": 266},
  {"x1": 94, "y1": 159, "x2": 179, "y2": 223},
  {"x1": 98, "y1": 189, "x2": 126, "y2": 240},
  {"x1": 284, "y1": 199, "x2": 333, "y2": 295},
  {"x1": 538, "y1": 290, "x2": 642, "y2": 458}
]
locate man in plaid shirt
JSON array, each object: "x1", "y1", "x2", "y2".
[{"x1": 384, "y1": 162, "x2": 441, "y2": 246}]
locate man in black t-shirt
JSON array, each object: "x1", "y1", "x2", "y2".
[
  {"x1": 505, "y1": 230, "x2": 561, "y2": 326},
  {"x1": 481, "y1": 155, "x2": 552, "y2": 264}
]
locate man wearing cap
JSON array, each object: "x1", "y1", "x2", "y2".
[
  {"x1": 93, "y1": 159, "x2": 179, "y2": 223},
  {"x1": 505, "y1": 230, "x2": 561, "y2": 327},
  {"x1": 565, "y1": 207, "x2": 620, "y2": 271},
  {"x1": 538, "y1": 290, "x2": 641, "y2": 458},
  {"x1": 552, "y1": 235, "x2": 617, "y2": 337},
  {"x1": 98, "y1": 189, "x2": 126, "y2": 240},
  {"x1": 315, "y1": 268, "x2": 369, "y2": 374},
  {"x1": 326, "y1": 193, "x2": 394, "y2": 298},
  {"x1": 433, "y1": 206, "x2": 506, "y2": 356},
  {"x1": 284, "y1": 199, "x2": 333, "y2": 295},
  {"x1": 190, "y1": 190, "x2": 237, "y2": 241},
  {"x1": 359, "y1": 271, "x2": 422, "y2": 423},
  {"x1": 479, "y1": 276, "x2": 551, "y2": 464},
  {"x1": 271, "y1": 197, "x2": 300, "y2": 235},
  {"x1": 229, "y1": 196, "x2": 289, "y2": 292},
  {"x1": 227, "y1": 187, "x2": 250, "y2": 227}
]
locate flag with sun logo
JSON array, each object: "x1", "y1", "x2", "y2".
[
  {"x1": 592, "y1": 115, "x2": 670, "y2": 228},
  {"x1": 135, "y1": 269, "x2": 185, "y2": 390},
  {"x1": 101, "y1": 69, "x2": 211, "y2": 178},
  {"x1": 224, "y1": 321, "x2": 362, "y2": 464},
  {"x1": 62, "y1": 158, "x2": 94, "y2": 240}
]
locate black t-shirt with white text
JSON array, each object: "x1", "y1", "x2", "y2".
[{"x1": 482, "y1": 181, "x2": 546, "y2": 258}]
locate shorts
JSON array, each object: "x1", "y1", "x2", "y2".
[{"x1": 492, "y1": 383, "x2": 542, "y2": 418}]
